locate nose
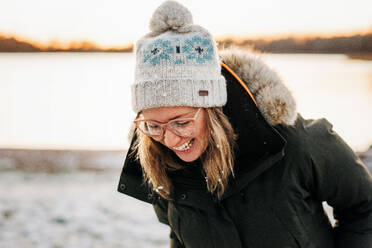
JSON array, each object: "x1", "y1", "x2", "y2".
[{"x1": 163, "y1": 129, "x2": 181, "y2": 148}]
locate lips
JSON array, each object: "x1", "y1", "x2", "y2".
[{"x1": 173, "y1": 138, "x2": 195, "y2": 151}]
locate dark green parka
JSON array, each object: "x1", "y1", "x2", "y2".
[{"x1": 117, "y1": 48, "x2": 372, "y2": 248}]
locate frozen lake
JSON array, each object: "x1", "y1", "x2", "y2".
[{"x1": 0, "y1": 52, "x2": 371, "y2": 151}]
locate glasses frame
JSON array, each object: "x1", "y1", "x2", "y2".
[{"x1": 134, "y1": 108, "x2": 202, "y2": 140}]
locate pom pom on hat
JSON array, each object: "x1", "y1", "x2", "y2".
[{"x1": 149, "y1": 0, "x2": 193, "y2": 33}]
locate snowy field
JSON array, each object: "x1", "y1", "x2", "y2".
[
  {"x1": 0, "y1": 171, "x2": 169, "y2": 248},
  {"x1": 0, "y1": 169, "x2": 338, "y2": 248}
]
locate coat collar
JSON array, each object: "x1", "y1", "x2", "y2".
[{"x1": 219, "y1": 62, "x2": 287, "y2": 200}]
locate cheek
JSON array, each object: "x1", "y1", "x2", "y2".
[
  {"x1": 194, "y1": 121, "x2": 209, "y2": 151},
  {"x1": 195, "y1": 112, "x2": 208, "y2": 136}
]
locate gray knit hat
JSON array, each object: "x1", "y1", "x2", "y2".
[{"x1": 131, "y1": 0, "x2": 226, "y2": 113}]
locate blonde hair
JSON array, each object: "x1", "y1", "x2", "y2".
[{"x1": 132, "y1": 107, "x2": 236, "y2": 199}]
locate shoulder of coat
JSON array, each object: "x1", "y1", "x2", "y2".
[{"x1": 279, "y1": 115, "x2": 336, "y2": 157}]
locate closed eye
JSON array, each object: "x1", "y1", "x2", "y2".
[
  {"x1": 174, "y1": 121, "x2": 190, "y2": 127},
  {"x1": 146, "y1": 122, "x2": 160, "y2": 129}
]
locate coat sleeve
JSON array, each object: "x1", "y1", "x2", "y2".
[
  {"x1": 305, "y1": 118, "x2": 372, "y2": 248},
  {"x1": 153, "y1": 199, "x2": 185, "y2": 248}
]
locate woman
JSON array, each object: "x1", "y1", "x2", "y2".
[{"x1": 118, "y1": 1, "x2": 372, "y2": 247}]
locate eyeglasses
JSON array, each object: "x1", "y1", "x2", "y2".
[{"x1": 134, "y1": 108, "x2": 202, "y2": 140}]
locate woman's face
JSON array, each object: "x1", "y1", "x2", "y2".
[{"x1": 141, "y1": 106, "x2": 208, "y2": 162}]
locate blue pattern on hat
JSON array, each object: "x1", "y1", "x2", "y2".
[
  {"x1": 183, "y1": 36, "x2": 214, "y2": 64},
  {"x1": 143, "y1": 39, "x2": 174, "y2": 66},
  {"x1": 174, "y1": 59, "x2": 184, "y2": 64},
  {"x1": 142, "y1": 35, "x2": 214, "y2": 66}
]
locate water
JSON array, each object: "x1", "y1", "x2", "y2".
[
  {"x1": 0, "y1": 53, "x2": 371, "y2": 151},
  {"x1": 0, "y1": 53, "x2": 135, "y2": 150}
]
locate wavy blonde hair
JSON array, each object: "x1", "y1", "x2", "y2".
[{"x1": 132, "y1": 107, "x2": 236, "y2": 200}]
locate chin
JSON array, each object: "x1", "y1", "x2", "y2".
[{"x1": 176, "y1": 153, "x2": 200, "y2": 162}]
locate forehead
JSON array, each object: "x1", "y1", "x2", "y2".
[{"x1": 141, "y1": 106, "x2": 196, "y2": 121}]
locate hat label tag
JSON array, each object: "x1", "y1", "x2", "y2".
[{"x1": 198, "y1": 90, "x2": 209, "y2": 96}]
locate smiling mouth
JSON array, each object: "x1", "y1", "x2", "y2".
[{"x1": 173, "y1": 138, "x2": 195, "y2": 151}]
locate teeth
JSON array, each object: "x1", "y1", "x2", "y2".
[{"x1": 173, "y1": 139, "x2": 194, "y2": 151}]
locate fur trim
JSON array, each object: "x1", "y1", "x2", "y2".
[{"x1": 219, "y1": 47, "x2": 297, "y2": 126}]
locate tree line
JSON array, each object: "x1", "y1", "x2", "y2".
[
  {"x1": 1, "y1": 33, "x2": 371, "y2": 53},
  {"x1": 218, "y1": 33, "x2": 372, "y2": 53}
]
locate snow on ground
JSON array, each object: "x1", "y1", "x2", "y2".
[
  {"x1": 0, "y1": 171, "x2": 169, "y2": 248},
  {"x1": 0, "y1": 170, "x2": 347, "y2": 248},
  {"x1": 1, "y1": 146, "x2": 370, "y2": 247}
]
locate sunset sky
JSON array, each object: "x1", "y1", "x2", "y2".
[{"x1": 1, "y1": 0, "x2": 371, "y2": 47}]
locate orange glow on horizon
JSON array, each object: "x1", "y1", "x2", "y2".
[
  {"x1": 1, "y1": 28, "x2": 371, "y2": 52},
  {"x1": 0, "y1": 31, "x2": 134, "y2": 51},
  {"x1": 216, "y1": 27, "x2": 372, "y2": 43}
]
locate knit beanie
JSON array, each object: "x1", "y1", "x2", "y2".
[{"x1": 131, "y1": 0, "x2": 227, "y2": 113}]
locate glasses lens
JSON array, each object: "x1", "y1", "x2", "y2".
[
  {"x1": 169, "y1": 120, "x2": 195, "y2": 137},
  {"x1": 137, "y1": 121, "x2": 162, "y2": 136}
]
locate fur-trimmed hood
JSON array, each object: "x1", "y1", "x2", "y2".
[{"x1": 219, "y1": 48, "x2": 297, "y2": 126}]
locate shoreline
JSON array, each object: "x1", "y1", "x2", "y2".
[
  {"x1": 356, "y1": 145, "x2": 372, "y2": 172},
  {"x1": 1, "y1": 146, "x2": 371, "y2": 173},
  {"x1": 346, "y1": 53, "x2": 372, "y2": 61},
  {"x1": 0, "y1": 148, "x2": 127, "y2": 172}
]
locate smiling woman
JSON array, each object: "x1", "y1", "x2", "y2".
[
  {"x1": 139, "y1": 107, "x2": 208, "y2": 161},
  {"x1": 117, "y1": 1, "x2": 372, "y2": 248},
  {"x1": 134, "y1": 106, "x2": 236, "y2": 199}
]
